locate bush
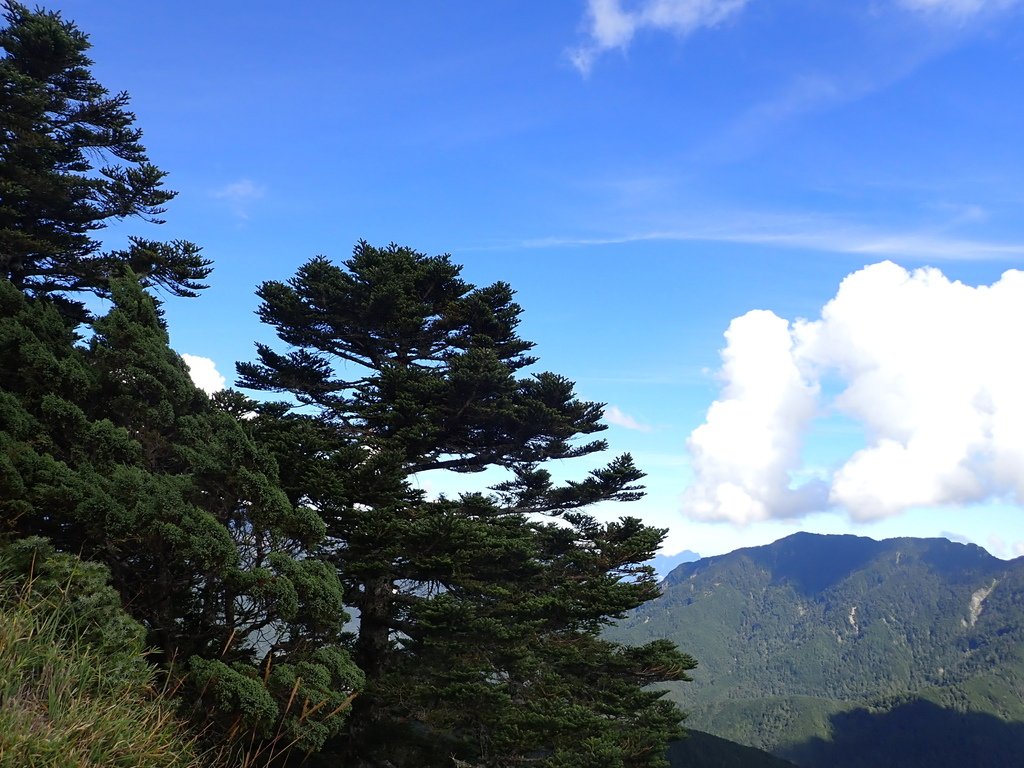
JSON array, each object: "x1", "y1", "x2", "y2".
[{"x1": 0, "y1": 538, "x2": 212, "y2": 768}]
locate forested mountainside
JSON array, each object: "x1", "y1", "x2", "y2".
[
  {"x1": 610, "y1": 532, "x2": 1024, "y2": 768},
  {"x1": 667, "y1": 730, "x2": 797, "y2": 767}
]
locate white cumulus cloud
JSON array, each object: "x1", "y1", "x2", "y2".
[
  {"x1": 683, "y1": 310, "x2": 825, "y2": 525},
  {"x1": 605, "y1": 405, "x2": 654, "y2": 432},
  {"x1": 569, "y1": 0, "x2": 749, "y2": 75},
  {"x1": 181, "y1": 354, "x2": 226, "y2": 395},
  {"x1": 684, "y1": 262, "x2": 1024, "y2": 524}
]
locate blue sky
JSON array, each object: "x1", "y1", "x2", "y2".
[{"x1": 44, "y1": 0, "x2": 1024, "y2": 559}]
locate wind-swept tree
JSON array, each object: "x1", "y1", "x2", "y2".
[
  {"x1": 0, "y1": 274, "x2": 362, "y2": 754},
  {"x1": 0, "y1": 1, "x2": 210, "y2": 319},
  {"x1": 0, "y1": 2, "x2": 356, "y2": 755},
  {"x1": 239, "y1": 242, "x2": 695, "y2": 766}
]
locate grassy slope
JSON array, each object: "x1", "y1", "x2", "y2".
[{"x1": 0, "y1": 546, "x2": 216, "y2": 768}]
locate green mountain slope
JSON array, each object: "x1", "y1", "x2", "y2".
[
  {"x1": 608, "y1": 532, "x2": 1024, "y2": 767},
  {"x1": 668, "y1": 729, "x2": 798, "y2": 767}
]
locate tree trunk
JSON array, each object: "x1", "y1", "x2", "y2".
[{"x1": 344, "y1": 573, "x2": 394, "y2": 766}]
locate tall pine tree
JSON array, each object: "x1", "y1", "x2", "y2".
[
  {"x1": 0, "y1": 3, "x2": 356, "y2": 755},
  {"x1": 0, "y1": 2, "x2": 211, "y2": 319},
  {"x1": 239, "y1": 242, "x2": 695, "y2": 766}
]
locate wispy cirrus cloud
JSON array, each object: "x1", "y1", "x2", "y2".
[
  {"x1": 567, "y1": 0, "x2": 1018, "y2": 78},
  {"x1": 604, "y1": 405, "x2": 654, "y2": 432},
  {"x1": 569, "y1": 0, "x2": 749, "y2": 75},
  {"x1": 898, "y1": 0, "x2": 1019, "y2": 16},
  {"x1": 521, "y1": 214, "x2": 1024, "y2": 261},
  {"x1": 211, "y1": 178, "x2": 266, "y2": 219}
]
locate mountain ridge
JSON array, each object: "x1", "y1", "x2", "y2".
[{"x1": 610, "y1": 531, "x2": 1024, "y2": 767}]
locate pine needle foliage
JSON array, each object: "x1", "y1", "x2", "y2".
[
  {"x1": 0, "y1": 276, "x2": 362, "y2": 758},
  {"x1": 0, "y1": 1, "x2": 211, "y2": 320},
  {"x1": 240, "y1": 242, "x2": 696, "y2": 767}
]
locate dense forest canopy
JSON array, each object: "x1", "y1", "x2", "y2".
[
  {"x1": 0, "y1": 3, "x2": 694, "y2": 766},
  {"x1": 611, "y1": 533, "x2": 1024, "y2": 768}
]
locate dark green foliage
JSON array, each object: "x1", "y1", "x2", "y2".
[
  {"x1": 0, "y1": 539, "x2": 222, "y2": 768},
  {"x1": 0, "y1": 1, "x2": 211, "y2": 319},
  {"x1": 0, "y1": 278, "x2": 95, "y2": 538},
  {"x1": 785, "y1": 698, "x2": 1024, "y2": 768},
  {"x1": 0, "y1": 276, "x2": 361, "y2": 755},
  {"x1": 610, "y1": 532, "x2": 1024, "y2": 767},
  {"x1": 240, "y1": 242, "x2": 694, "y2": 766},
  {"x1": 0, "y1": 5, "x2": 359, "y2": 751},
  {"x1": 1, "y1": 6, "x2": 690, "y2": 760},
  {"x1": 386, "y1": 509, "x2": 693, "y2": 767},
  {"x1": 0, "y1": 536, "x2": 148, "y2": 678}
]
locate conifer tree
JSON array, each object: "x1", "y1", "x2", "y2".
[
  {"x1": 0, "y1": 2, "x2": 211, "y2": 319},
  {"x1": 0, "y1": 275, "x2": 362, "y2": 753},
  {"x1": 239, "y1": 242, "x2": 695, "y2": 766},
  {"x1": 0, "y1": 2, "x2": 353, "y2": 754}
]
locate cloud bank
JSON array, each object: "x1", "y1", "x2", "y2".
[
  {"x1": 181, "y1": 354, "x2": 226, "y2": 395},
  {"x1": 569, "y1": 0, "x2": 749, "y2": 74},
  {"x1": 684, "y1": 262, "x2": 1024, "y2": 524}
]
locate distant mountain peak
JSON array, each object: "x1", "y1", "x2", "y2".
[
  {"x1": 665, "y1": 532, "x2": 1002, "y2": 595},
  {"x1": 611, "y1": 531, "x2": 1024, "y2": 768},
  {"x1": 650, "y1": 548, "x2": 700, "y2": 582}
]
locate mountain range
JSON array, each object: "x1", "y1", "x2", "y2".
[
  {"x1": 611, "y1": 532, "x2": 1024, "y2": 767},
  {"x1": 649, "y1": 549, "x2": 700, "y2": 581}
]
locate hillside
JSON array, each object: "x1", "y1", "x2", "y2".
[
  {"x1": 667, "y1": 730, "x2": 797, "y2": 768},
  {"x1": 608, "y1": 532, "x2": 1024, "y2": 767},
  {"x1": 0, "y1": 540, "x2": 220, "y2": 768}
]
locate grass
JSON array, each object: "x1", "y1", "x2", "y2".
[
  {"x1": 0, "y1": 559, "x2": 213, "y2": 768},
  {"x1": 0, "y1": 541, "x2": 351, "y2": 768}
]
